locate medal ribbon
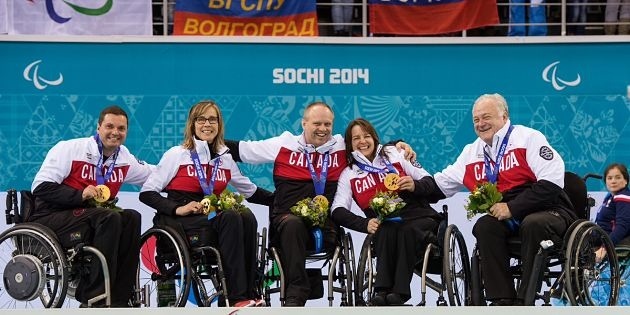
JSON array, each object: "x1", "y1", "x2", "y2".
[
  {"x1": 94, "y1": 133, "x2": 119, "y2": 185},
  {"x1": 355, "y1": 157, "x2": 397, "y2": 174},
  {"x1": 482, "y1": 125, "x2": 518, "y2": 231},
  {"x1": 484, "y1": 124, "x2": 514, "y2": 185},
  {"x1": 303, "y1": 150, "x2": 329, "y2": 196},
  {"x1": 190, "y1": 149, "x2": 220, "y2": 196},
  {"x1": 190, "y1": 149, "x2": 220, "y2": 220},
  {"x1": 312, "y1": 228, "x2": 323, "y2": 254}
]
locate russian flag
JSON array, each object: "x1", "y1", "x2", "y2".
[{"x1": 369, "y1": 0, "x2": 499, "y2": 35}]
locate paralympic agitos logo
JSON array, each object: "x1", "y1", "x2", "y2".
[{"x1": 34, "y1": 0, "x2": 113, "y2": 23}]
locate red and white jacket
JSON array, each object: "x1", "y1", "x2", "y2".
[
  {"x1": 236, "y1": 131, "x2": 347, "y2": 217},
  {"x1": 31, "y1": 136, "x2": 154, "y2": 219},
  {"x1": 434, "y1": 121, "x2": 573, "y2": 221},
  {"x1": 140, "y1": 138, "x2": 264, "y2": 217},
  {"x1": 331, "y1": 145, "x2": 440, "y2": 232}
]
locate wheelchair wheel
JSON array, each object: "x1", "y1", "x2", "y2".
[
  {"x1": 614, "y1": 247, "x2": 630, "y2": 305},
  {"x1": 354, "y1": 234, "x2": 375, "y2": 306},
  {"x1": 565, "y1": 221, "x2": 619, "y2": 306},
  {"x1": 139, "y1": 226, "x2": 192, "y2": 307},
  {"x1": 442, "y1": 224, "x2": 471, "y2": 306},
  {"x1": 0, "y1": 223, "x2": 69, "y2": 308},
  {"x1": 341, "y1": 232, "x2": 355, "y2": 306},
  {"x1": 188, "y1": 245, "x2": 226, "y2": 307}
]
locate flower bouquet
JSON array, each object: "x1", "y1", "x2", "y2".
[
  {"x1": 87, "y1": 197, "x2": 123, "y2": 212},
  {"x1": 200, "y1": 190, "x2": 250, "y2": 218},
  {"x1": 369, "y1": 191, "x2": 406, "y2": 221},
  {"x1": 290, "y1": 197, "x2": 329, "y2": 228},
  {"x1": 464, "y1": 182, "x2": 502, "y2": 220}
]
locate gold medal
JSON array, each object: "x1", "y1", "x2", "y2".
[
  {"x1": 200, "y1": 198, "x2": 214, "y2": 215},
  {"x1": 384, "y1": 173, "x2": 400, "y2": 191},
  {"x1": 313, "y1": 195, "x2": 329, "y2": 209},
  {"x1": 94, "y1": 185, "x2": 111, "y2": 203}
]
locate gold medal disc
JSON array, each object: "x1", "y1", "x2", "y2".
[
  {"x1": 313, "y1": 195, "x2": 329, "y2": 209},
  {"x1": 384, "y1": 173, "x2": 400, "y2": 191},
  {"x1": 94, "y1": 185, "x2": 111, "y2": 203}
]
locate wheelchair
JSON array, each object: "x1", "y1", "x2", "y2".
[
  {"x1": 469, "y1": 172, "x2": 621, "y2": 306},
  {"x1": 260, "y1": 221, "x2": 356, "y2": 307},
  {"x1": 138, "y1": 221, "x2": 231, "y2": 307},
  {"x1": 354, "y1": 205, "x2": 471, "y2": 306},
  {"x1": 0, "y1": 189, "x2": 145, "y2": 308}
]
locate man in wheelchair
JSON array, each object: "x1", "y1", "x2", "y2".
[
  {"x1": 29, "y1": 105, "x2": 154, "y2": 307},
  {"x1": 420, "y1": 94, "x2": 576, "y2": 306}
]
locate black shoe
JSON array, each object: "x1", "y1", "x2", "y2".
[
  {"x1": 284, "y1": 296, "x2": 305, "y2": 307},
  {"x1": 386, "y1": 293, "x2": 403, "y2": 306},
  {"x1": 489, "y1": 298, "x2": 515, "y2": 306},
  {"x1": 370, "y1": 291, "x2": 387, "y2": 306}
]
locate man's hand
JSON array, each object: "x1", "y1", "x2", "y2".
[
  {"x1": 489, "y1": 202, "x2": 512, "y2": 221},
  {"x1": 367, "y1": 218, "x2": 380, "y2": 234},
  {"x1": 395, "y1": 142, "x2": 417, "y2": 161}
]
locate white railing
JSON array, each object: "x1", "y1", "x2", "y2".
[{"x1": 152, "y1": 0, "x2": 629, "y2": 36}]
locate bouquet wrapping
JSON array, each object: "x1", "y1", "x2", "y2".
[{"x1": 87, "y1": 197, "x2": 123, "y2": 212}]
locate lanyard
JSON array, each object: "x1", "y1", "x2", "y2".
[
  {"x1": 303, "y1": 150, "x2": 329, "y2": 196},
  {"x1": 355, "y1": 156, "x2": 397, "y2": 174},
  {"x1": 94, "y1": 134, "x2": 119, "y2": 185},
  {"x1": 190, "y1": 149, "x2": 220, "y2": 196},
  {"x1": 484, "y1": 124, "x2": 514, "y2": 184}
]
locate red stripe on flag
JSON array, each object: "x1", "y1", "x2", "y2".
[{"x1": 369, "y1": 0, "x2": 499, "y2": 35}]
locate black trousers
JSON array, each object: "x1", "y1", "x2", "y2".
[
  {"x1": 271, "y1": 213, "x2": 337, "y2": 302},
  {"x1": 174, "y1": 210, "x2": 258, "y2": 302},
  {"x1": 472, "y1": 211, "x2": 568, "y2": 301},
  {"x1": 373, "y1": 217, "x2": 438, "y2": 299},
  {"x1": 32, "y1": 208, "x2": 141, "y2": 306}
]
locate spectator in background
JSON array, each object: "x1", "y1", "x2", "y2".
[
  {"x1": 508, "y1": 0, "x2": 547, "y2": 36},
  {"x1": 332, "y1": 0, "x2": 354, "y2": 36},
  {"x1": 605, "y1": 0, "x2": 630, "y2": 34},
  {"x1": 595, "y1": 163, "x2": 630, "y2": 251},
  {"x1": 567, "y1": 0, "x2": 588, "y2": 35}
]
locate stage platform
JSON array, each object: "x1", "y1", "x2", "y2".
[{"x1": 2, "y1": 307, "x2": 628, "y2": 315}]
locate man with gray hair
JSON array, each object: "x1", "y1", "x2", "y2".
[{"x1": 418, "y1": 93, "x2": 575, "y2": 305}]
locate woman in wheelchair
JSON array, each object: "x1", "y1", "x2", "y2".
[
  {"x1": 330, "y1": 118, "x2": 442, "y2": 306},
  {"x1": 139, "y1": 100, "x2": 273, "y2": 307},
  {"x1": 595, "y1": 163, "x2": 630, "y2": 260}
]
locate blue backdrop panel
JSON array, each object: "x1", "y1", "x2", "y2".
[{"x1": 0, "y1": 40, "x2": 628, "y2": 191}]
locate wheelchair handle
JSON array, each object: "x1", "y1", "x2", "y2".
[{"x1": 583, "y1": 173, "x2": 603, "y2": 182}]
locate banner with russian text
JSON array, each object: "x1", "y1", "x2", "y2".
[
  {"x1": 369, "y1": 0, "x2": 498, "y2": 35},
  {"x1": 174, "y1": 0, "x2": 318, "y2": 36},
  {"x1": 8, "y1": 0, "x2": 151, "y2": 35}
]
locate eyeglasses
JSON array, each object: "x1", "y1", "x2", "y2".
[{"x1": 195, "y1": 116, "x2": 219, "y2": 125}]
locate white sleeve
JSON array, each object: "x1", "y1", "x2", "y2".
[
  {"x1": 525, "y1": 129, "x2": 565, "y2": 188},
  {"x1": 32, "y1": 141, "x2": 72, "y2": 190},
  {"x1": 120, "y1": 146, "x2": 156, "y2": 187},
  {"x1": 433, "y1": 144, "x2": 470, "y2": 197},
  {"x1": 140, "y1": 148, "x2": 180, "y2": 193},
  {"x1": 224, "y1": 155, "x2": 257, "y2": 198},
  {"x1": 388, "y1": 148, "x2": 431, "y2": 180},
  {"x1": 331, "y1": 168, "x2": 354, "y2": 214},
  {"x1": 238, "y1": 131, "x2": 290, "y2": 164}
]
